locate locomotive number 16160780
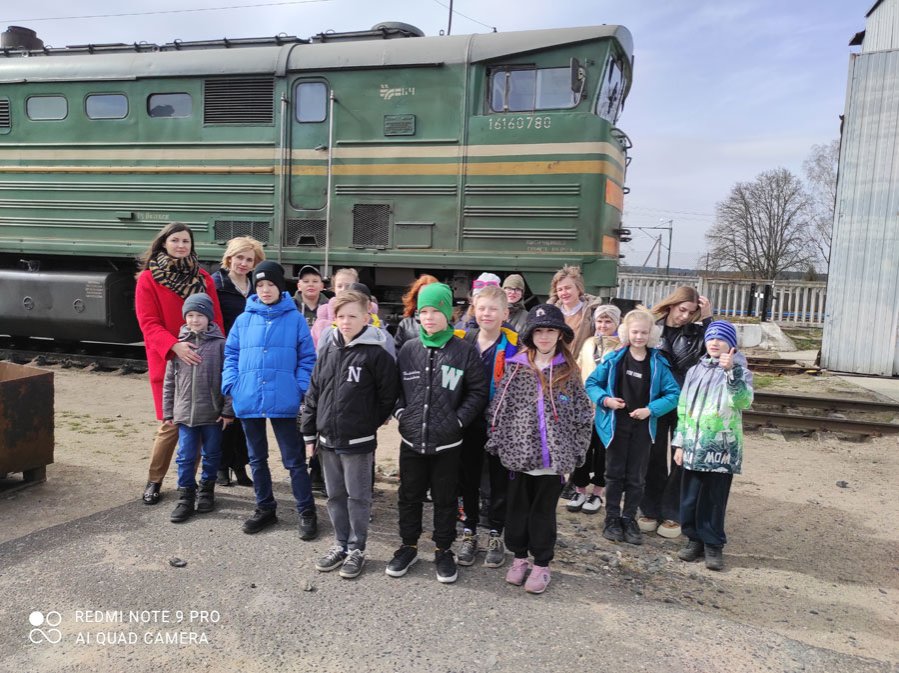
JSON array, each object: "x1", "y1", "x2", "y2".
[{"x1": 488, "y1": 115, "x2": 552, "y2": 130}]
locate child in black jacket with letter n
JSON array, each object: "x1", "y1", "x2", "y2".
[
  {"x1": 300, "y1": 289, "x2": 398, "y2": 579},
  {"x1": 386, "y1": 282, "x2": 489, "y2": 584}
]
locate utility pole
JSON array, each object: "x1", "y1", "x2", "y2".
[
  {"x1": 447, "y1": 0, "x2": 454, "y2": 35},
  {"x1": 629, "y1": 220, "x2": 674, "y2": 275},
  {"x1": 659, "y1": 218, "x2": 673, "y2": 275}
]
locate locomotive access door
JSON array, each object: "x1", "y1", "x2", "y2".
[{"x1": 286, "y1": 79, "x2": 331, "y2": 246}]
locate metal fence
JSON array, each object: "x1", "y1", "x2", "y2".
[{"x1": 615, "y1": 273, "x2": 827, "y2": 326}]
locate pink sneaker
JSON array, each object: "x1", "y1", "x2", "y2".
[
  {"x1": 524, "y1": 565, "x2": 551, "y2": 594},
  {"x1": 505, "y1": 558, "x2": 530, "y2": 586}
]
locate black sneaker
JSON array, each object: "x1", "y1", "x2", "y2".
[
  {"x1": 456, "y1": 530, "x2": 478, "y2": 566},
  {"x1": 298, "y1": 508, "x2": 318, "y2": 541},
  {"x1": 386, "y1": 545, "x2": 418, "y2": 577},
  {"x1": 315, "y1": 545, "x2": 347, "y2": 572},
  {"x1": 339, "y1": 549, "x2": 366, "y2": 579},
  {"x1": 705, "y1": 545, "x2": 724, "y2": 571},
  {"x1": 602, "y1": 515, "x2": 624, "y2": 542},
  {"x1": 622, "y1": 517, "x2": 643, "y2": 545},
  {"x1": 678, "y1": 539, "x2": 705, "y2": 562},
  {"x1": 169, "y1": 487, "x2": 196, "y2": 523},
  {"x1": 560, "y1": 479, "x2": 576, "y2": 501},
  {"x1": 242, "y1": 508, "x2": 277, "y2": 534},
  {"x1": 435, "y1": 549, "x2": 458, "y2": 584}
]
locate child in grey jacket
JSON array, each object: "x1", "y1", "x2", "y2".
[{"x1": 162, "y1": 293, "x2": 233, "y2": 523}]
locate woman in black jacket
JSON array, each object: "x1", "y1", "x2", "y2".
[
  {"x1": 211, "y1": 236, "x2": 265, "y2": 486},
  {"x1": 639, "y1": 285, "x2": 712, "y2": 538}
]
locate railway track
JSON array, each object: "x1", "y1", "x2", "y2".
[
  {"x1": 745, "y1": 356, "x2": 820, "y2": 376},
  {"x1": 749, "y1": 391, "x2": 899, "y2": 436},
  {"x1": 0, "y1": 337, "x2": 148, "y2": 374}
]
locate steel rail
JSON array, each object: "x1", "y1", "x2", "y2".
[
  {"x1": 744, "y1": 410, "x2": 899, "y2": 435},
  {"x1": 754, "y1": 391, "x2": 899, "y2": 413}
]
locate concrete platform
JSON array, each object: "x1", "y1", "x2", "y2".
[{"x1": 836, "y1": 375, "x2": 899, "y2": 404}]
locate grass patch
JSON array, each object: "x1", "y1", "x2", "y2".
[{"x1": 752, "y1": 374, "x2": 777, "y2": 389}]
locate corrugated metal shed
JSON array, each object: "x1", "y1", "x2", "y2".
[
  {"x1": 860, "y1": 0, "x2": 899, "y2": 52},
  {"x1": 821, "y1": 46, "x2": 899, "y2": 375}
]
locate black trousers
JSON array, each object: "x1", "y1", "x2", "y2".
[
  {"x1": 680, "y1": 469, "x2": 733, "y2": 547},
  {"x1": 397, "y1": 444, "x2": 461, "y2": 550},
  {"x1": 640, "y1": 410, "x2": 682, "y2": 522},
  {"x1": 604, "y1": 415, "x2": 651, "y2": 520},
  {"x1": 459, "y1": 423, "x2": 508, "y2": 533},
  {"x1": 219, "y1": 418, "x2": 249, "y2": 471},
  {"x1": 570, "y1": 426, "x2": 606, "y2": 489},
  {"x1": 505, "y1": 472, "x2": 563, "y2": 566}
]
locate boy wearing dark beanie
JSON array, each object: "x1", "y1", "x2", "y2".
[
  {"x1": 386, "y1": 283, "x2": 489, "y2": 583},
  {"x1": 223, "y1": 260, "x2": 319, "y2": 538}
]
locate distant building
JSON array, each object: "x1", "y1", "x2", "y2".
[{"x1": 821, "y1": 0, "x2": 899, "y2": 376}]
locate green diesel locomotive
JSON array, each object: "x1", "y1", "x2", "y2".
[{"x1": 0, "y1": 22, "x2": 632, "y2": 342}]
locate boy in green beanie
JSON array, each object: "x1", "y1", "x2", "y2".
[{"x1": 386, "y1": 282, "x2": 489, "y2": 584}]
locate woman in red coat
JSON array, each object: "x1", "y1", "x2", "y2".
[{"x1": 135, "y1": 222, "x2": 224, "y2": 505}]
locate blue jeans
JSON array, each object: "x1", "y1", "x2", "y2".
[
  {"x1": 176, "y1": 424, "x2": 223, "y2": 489},
  {"x1": 242, "y1": 417, "x2": 314, "y2": 513}
]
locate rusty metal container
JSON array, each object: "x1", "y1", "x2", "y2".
[{"x1": 0, "y1": 362, "x2": 54, "y2": 482}]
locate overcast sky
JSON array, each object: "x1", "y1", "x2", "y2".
[{"x1": 1, "y1": 0, "x2": 872, "y2": 268}]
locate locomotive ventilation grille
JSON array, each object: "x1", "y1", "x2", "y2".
[
  {"x1": 352, "y1": 204, "x2": 390, "y2": 249},
  {"x1": 204, "y1": 77, "x2": 275, "y2": 124},
  {"x1": 285, "y1": 219, "x2": 326, "y2": 247},
  {"x1": 213, "y1": 220, "x2": 270, "y2": 243},
  {"x1": 0, "y1": 99, "x2": 9, "y2": 128}
]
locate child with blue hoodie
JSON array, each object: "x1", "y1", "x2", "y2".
[
  {"x1": 162, "y1": 293, "x2": 233, "y2": 524},
  {"x1": 585, "y1": 308, "x2": 680, "y2": 546},
  {"x1": 222, "y1": 261, "x2": 318, "y2": 538},
  {"x1": 672, "y1": 320, "x2": 753, "y2": 571}
]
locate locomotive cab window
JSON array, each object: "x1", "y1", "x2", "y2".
[
  {"x1": 596, "y1": 56, "x2": 626, "y2": 124},
  {"x1": 86, "y1": 94, "x2": 128, "y2": 120},
  {"x1": 26, "y1": 95, "x2": 68, "y2": 120},
  {"x1": 489, "y1": 67, "x2": 578, "y2": 112},
  {"x1": 148, "y1": 93, "x2": 192, "y2": 118},
  {"x1": 295, "y1": 82, "x2": 327, "y2": 123}
]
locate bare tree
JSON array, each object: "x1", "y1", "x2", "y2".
[
  {"x1": 705, "y1": 168, "x2": 815, "y2": 279},
  {"x1": 803, "y1": 139, "x2": 839, "y2": 268}
]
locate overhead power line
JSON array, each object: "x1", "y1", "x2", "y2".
[
  {"x1": 430, "y1": 0, "x2": 496, "y2": 31},
  {"x1": 0, "y1": 0, "x2": 332, "y2": 24}
]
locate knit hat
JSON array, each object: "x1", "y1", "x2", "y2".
[
  {"x1": 182, "y1": 293, "x2": 214, "y2": 321},
  {"x1": 705, "y1": 320, "x2": 738, "y2": 350},
  {"x1": 593, "y1": 304, "x2": 622, "y2": 325},
  {"x1": 297, "y1": 264, "x2": 321, "y2": 279},
  {"x1": 520, "y1": 303, "x2": 574, "y2": 347},
  {"x1": 252, "y1": 260, "x2": 286, "y2": 294},
  {"x1": 472, "y1": 272, "x2": 501, "y2": 296},
  {"x1": 502, "y1": 274, "x2": 526, "y2": 291},
  {"x1": 417, "y1": 282, "x2": 454, "y2": 321}
]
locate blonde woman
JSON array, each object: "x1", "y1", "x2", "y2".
[{"x1": 547, "y1": 265, "x2": 597, "y2": 358}]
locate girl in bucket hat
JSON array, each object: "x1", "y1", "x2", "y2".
[{"x1": 486, "y1": 304, "x2": 594, "y2": 594}]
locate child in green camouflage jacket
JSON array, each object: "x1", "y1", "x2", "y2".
[{"x1": 672, "y1": 320, "x2": 753, "y2": 570}]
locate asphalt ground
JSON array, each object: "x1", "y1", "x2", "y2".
[{"x1": 0, "y1": 477, "x2": 892, "y2": 673}]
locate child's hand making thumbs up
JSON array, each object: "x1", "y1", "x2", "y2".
[{"x1": 719, "y1": 347, "x2": 736, "y2": 371}]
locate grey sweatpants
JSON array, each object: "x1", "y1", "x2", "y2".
[{"x1": 319, "y1": 449, "x2": 374, "y2": 551}]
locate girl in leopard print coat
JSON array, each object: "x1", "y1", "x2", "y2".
[{"x1": 485, "y1": 304, "x2": 594, "y2": 594}]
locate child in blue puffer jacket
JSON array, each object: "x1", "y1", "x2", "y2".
[{"x1": 222, "y1": 260, "x2": 318, "y2": 539}]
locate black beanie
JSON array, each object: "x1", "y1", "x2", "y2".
[{"x1": 252, "y1": 260, "x2": 286, "y2": 294}]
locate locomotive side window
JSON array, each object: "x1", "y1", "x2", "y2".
[
  {"x1": 26, "y1": 95, "x2": 68, "y2": 121},
  {"x1": 148, "y1": 93, "x2": 192, "y2": 118},
  {"x1": 489, "y1": 67, "x2": 578, "y2": 112},
  {"x1": 86, "y1": 94, "x2": 128, "y2": 120},
  {"x1": 295, "y1": 82, "x2": 327, "y2": 123},
  {"x1": 596, "y1": 56, "x2": 626, "y2": 124}
]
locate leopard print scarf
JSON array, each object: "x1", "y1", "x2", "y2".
[{"x1": 148, "y1": 251, "x2": 206, "y2": 299}]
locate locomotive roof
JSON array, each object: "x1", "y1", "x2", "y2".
[{"x1": 0, "y1": 25, "x2": 632, "y2": 82}]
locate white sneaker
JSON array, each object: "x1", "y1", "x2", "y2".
[
  {"x1": 637, "y1": 516, "x2": 659, "y2": 533},
  {"x1": 566, "y1": 492, "x2": 588, "y2": 512},
  {"x1": 581, "y1": 493, "x2": 602, "y2": 514},
  {"x1": 657, "y1": 520, "x2": 682, "y2": 539}
]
